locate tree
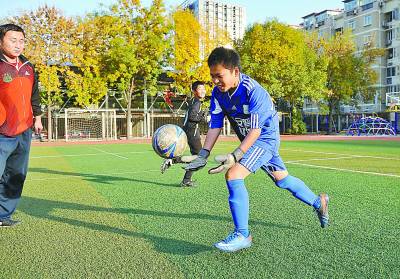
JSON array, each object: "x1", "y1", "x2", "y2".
[
  {"x1": 170, "y1": 9, "x2": 231, "y2": 97},
  {"x1": 236, "y1": 21, "x2": 327, "y2": 134},
  {"x1": 322, "y1": 30, "x2": 384, "y2": 133},
  {"x1": 64, "y1": 15, "x2": 110, "y2": 107},
  {"x1": 11, "y1": 6, "x2": 77, "y2": 140},
  {"x1": 101, "y1": 0, "x2": 171, "y2": 139}
]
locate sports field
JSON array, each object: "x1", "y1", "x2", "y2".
[{"x1": 1, "y1": 138, "x2": 399, "y2": 278}]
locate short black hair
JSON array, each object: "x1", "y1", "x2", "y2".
[
  {"x1": 0, "y1": 24, "x2": 25, "y2": 41},
  {"x1": 191, "y1": 80, "x2": 205, "y2": 91},
  {"x1": 207, "y1": 47, "x2": 241, "y2": 70}
]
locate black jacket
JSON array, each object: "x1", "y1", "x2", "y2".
[{"x1": 183, "y1": 97, "x2": 204, "y2": 132}]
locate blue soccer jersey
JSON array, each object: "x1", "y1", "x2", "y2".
[{"x1": 209, "y1": 73, "x2": 280, "y2": 149}]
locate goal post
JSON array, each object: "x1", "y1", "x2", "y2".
[{"x1": 65, "y1": 109, "x2": 117, "y2": 141}]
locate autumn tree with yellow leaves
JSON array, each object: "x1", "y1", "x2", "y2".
[
  {"x1": 170, "y1": 9, "x2": 230, "y2": 98},
  {"x1": 10, "y1": 6, "x2": 77, "y2": 140},
  {"x1": 100, "y1": 0, "x2": 171, "y2": 138}
]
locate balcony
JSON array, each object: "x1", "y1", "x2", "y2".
[
  {"x1": 346, "y1": 9, "x2": 358, "y2": 16},
  {"x1": 386, "y1": 92, "x2": 400, "y2": 105},
  {"x1": 382, "y1": 21, "x2": 390, "y2": 29}
]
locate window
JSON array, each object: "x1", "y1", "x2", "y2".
[
  {"x1": 394, "y1": 8, "x2": 399, "y2": 20},
  {"x1": 364, "y1": 15, "x2": 372, "y2": 26},
  {"x1": 387, "y1": 67, "x2": 396, "y2": 77},
  {"x1": 348, "y1": 20, "x2": 356, "y2": 30},
  {"x1": 387, "y1": 30, "x2": 393, "y2": 44},
  {"x1": 388, "y1": 48, "x2": 394, "y2": 59},
  {"x1": 304, "y1": 17, "x2": 314, "y2": 29},
  {"x1": 344, "y1": 0, "x2": 357, "y2": 12},
  {"x1": 360, "y1": 0, "x2": 374, "y2": 11},
  {"x1": 361, "y1": 0, "x2": 373, "y2": 5}
]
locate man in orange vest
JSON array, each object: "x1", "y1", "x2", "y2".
[{"x1": 0, "y1": 24, "x2": 43, "y2": 227}]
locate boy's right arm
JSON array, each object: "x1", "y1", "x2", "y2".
[
  {"x1": 184, "y1": 128, "x2": 221, "y2": 171},
  {"x1": 203, "y1": 128, "x2": 221, "y2": 151}
]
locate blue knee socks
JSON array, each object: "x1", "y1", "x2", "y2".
[
  {"x1": 226, "y1": 179, "x2": 249, "y2": 237},
  {"x1": 275, "y1": 175, "x2": 320, "y2": 208}
]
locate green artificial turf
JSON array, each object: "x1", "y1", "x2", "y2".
[{"x1": 1, "y1": 140, "x2": 399, "y2": 278}]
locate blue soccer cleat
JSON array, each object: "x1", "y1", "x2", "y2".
[
  {"x1": 214, "y1": 231, "x2": 252, "y2": 252},
  {"x1": 315, "y1": 193, "x2": 329, "y2": 228}
]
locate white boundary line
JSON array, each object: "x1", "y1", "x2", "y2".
[
  {"x1": 286, "y1": 162, "x2": 400, "y2": 178},
  {"x1": 286, "y1": 156, "x2": 357, "y2": 163},
  {"x1": 91, "y1": 147, "x2": 129, "y2": 160},
  {"x1": 31, "y1": 151, "x2": 148, "y2": 159},
  {"x1": 281, "y1": 148, "x2": 400, "y2": 161}
]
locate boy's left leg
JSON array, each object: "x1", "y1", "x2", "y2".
[{"x1": 262, "y1": 155, "x2": 329, "y2": 228}]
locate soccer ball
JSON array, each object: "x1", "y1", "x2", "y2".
[{"x1": 152, "y1": 124, "x2": 188, "y2": 159}]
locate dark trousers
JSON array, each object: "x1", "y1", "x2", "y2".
[
  {"x1": 182, "y1": 128, "x2": 202, "y2": 182},
  {"x1": 0, "y1": 129, "x2": 32, "y2": 220}
]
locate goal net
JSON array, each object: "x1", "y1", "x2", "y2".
[{"x1": 65, "y1": 109, "x2": 117, "y2": 141}]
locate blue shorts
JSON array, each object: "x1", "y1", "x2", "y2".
[{"x1": 239, "y1": 144, "x2": 287, "y2": 180}]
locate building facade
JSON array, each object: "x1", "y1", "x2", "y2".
[
  {"x1": 180, "y1": 0, "x2": 246, "y2": 41},
  {"x1": 302, "y1": 0, "x2": 400, "y2": 115}
]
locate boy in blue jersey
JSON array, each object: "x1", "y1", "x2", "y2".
[{"x1": 185, "y1": 47, "x2": 329, "y2": 253}]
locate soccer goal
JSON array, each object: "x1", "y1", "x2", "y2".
[{"x1": 65, "y1": 109, "x2": 117, "y2": 141}]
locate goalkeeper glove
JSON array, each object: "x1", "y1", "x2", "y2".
[
  {"x1": 184, "y1": 149, "x2": 210, "y2": 171},
  {"x1": 208, "y1": 148, "x2": 244, "y2": 174}
]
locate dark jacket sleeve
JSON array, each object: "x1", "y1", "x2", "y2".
[
  {"x1": 31, "y1": 64, "x2": 42, "y2": 116},
  {"x1": 187, "y1": 99, "x2": 204, "y2": 123}
]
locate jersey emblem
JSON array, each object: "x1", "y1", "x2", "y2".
[{"x1": 3, "y1": 73, "x2": 13, "y2": 83}]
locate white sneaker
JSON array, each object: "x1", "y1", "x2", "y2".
[{"x1": 161, "y1": 159, "x2": 173, "y2": 174}]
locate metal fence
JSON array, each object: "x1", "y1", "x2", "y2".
[{"x1": 39, "y1": 110, "x2": 399, "y2": 141}]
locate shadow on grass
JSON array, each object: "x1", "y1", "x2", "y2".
[
  {"x1": 29, "y1": 167, "x2": 181, "y2": 187},
  {"x1": 19, "y1": 196, "x2": 296, "y2": 255},
  {"x1": 19, "y1": 196, "x2": 211, "y2": 255}
]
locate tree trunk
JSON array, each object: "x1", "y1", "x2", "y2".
[
  {"x1": 328, "y1": 100, "x2": 335, "y2": 135},
  {"x1": 126, "y1": 93, "x2": 132, "y2": 140},
  {"x1": 47, "y1": 104, "x2": 52, "y2": 141},
  {"x1": 126, "y1": 78, "x2": 135, "y2": 140}
]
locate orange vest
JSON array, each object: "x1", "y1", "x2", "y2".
[{"x1": 0, "y1": 57, "x2": 35, "y2": 136}]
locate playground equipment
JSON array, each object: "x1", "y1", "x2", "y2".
[{"x1": 346, "y1": 116, "x2": 395, "y2": 136}]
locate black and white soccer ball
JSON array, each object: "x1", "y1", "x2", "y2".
[{"x1": 152, "y1": 124, "x2": 188, "y2": 159}]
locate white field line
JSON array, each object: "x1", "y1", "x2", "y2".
[
  {"x1": 286, "y1": 156, "x2": 357, "y2": 163},
  {"x1": 30, "y1": 147, "x2": 232, "y2": 160},
  {"x1": 91, "y1": 147, "x2": 129, "y2": 159},
  {"x1": 31, "y1": 151, "x2": 148, "y2": 159},
  {"x1": 27, "y1": 159, "x2": 400, "y2": 182},
  {"x1": 286, "y1": 162, "x2": 400, "y2": 178},
  {"x1": 281, "y1": 148, "x2": 400, "y2": 161}
]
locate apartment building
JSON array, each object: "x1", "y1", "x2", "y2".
[
  {"x1": 180, "y1": 0, "x2": 246, "y2": 41},
  {"x1": 302, "y1": 0, "x2": 400, "y2": 115}
]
